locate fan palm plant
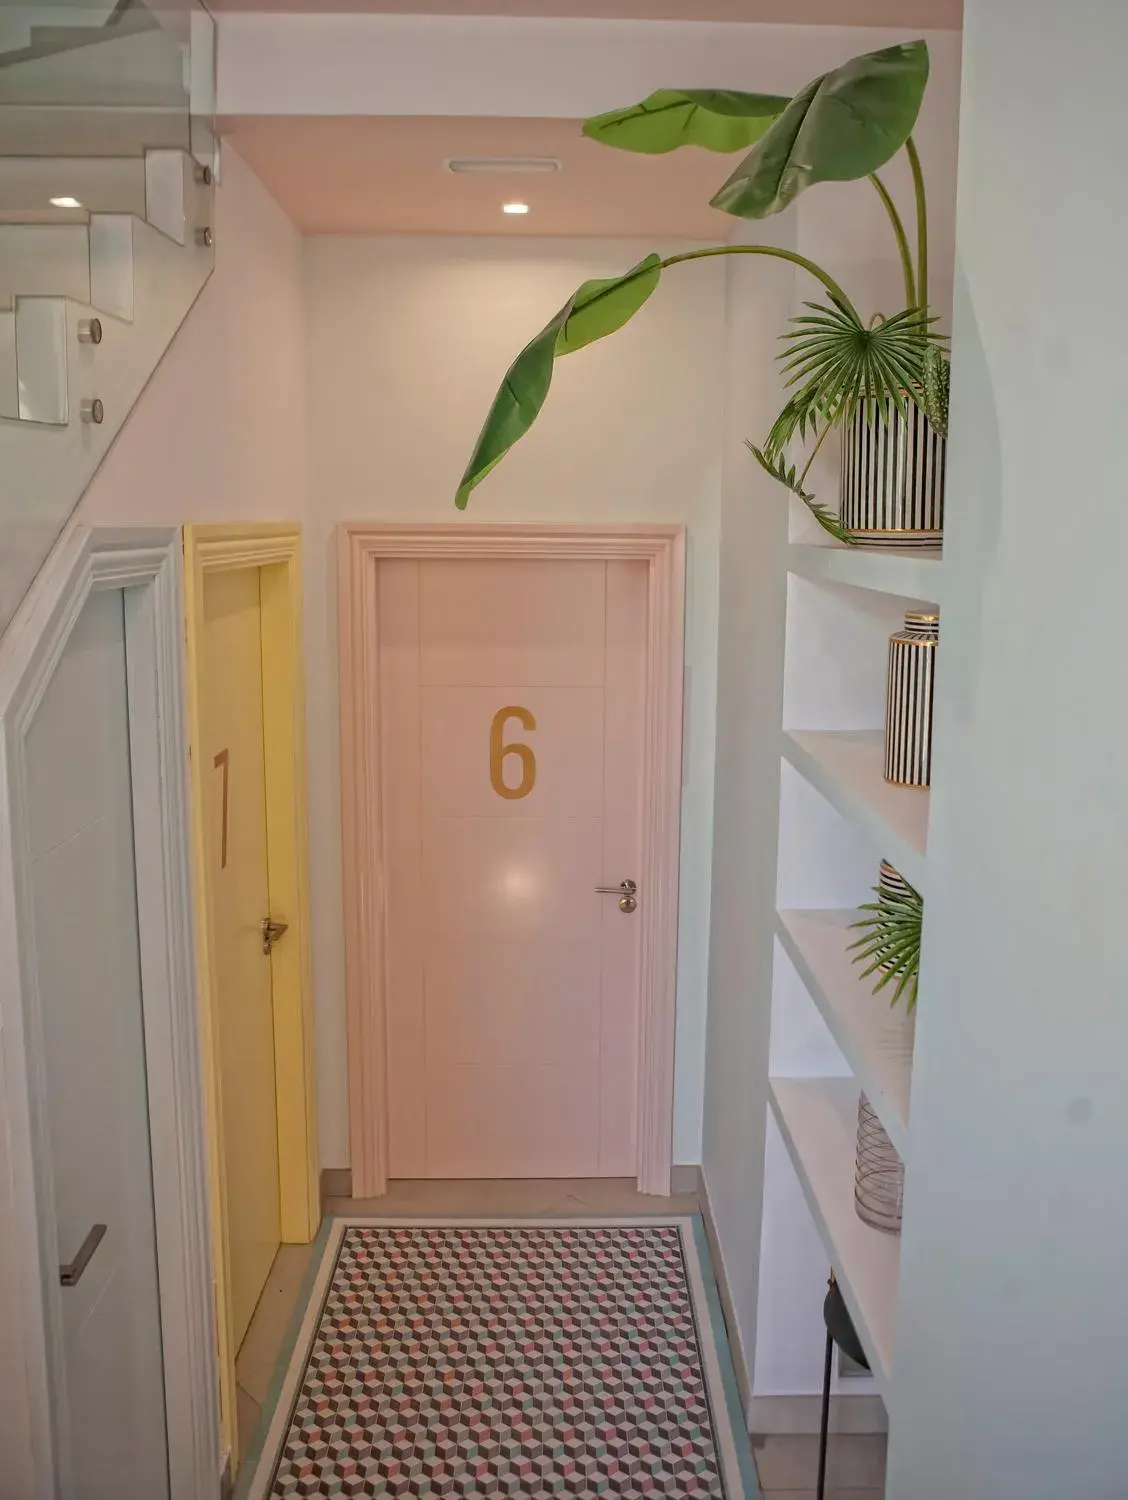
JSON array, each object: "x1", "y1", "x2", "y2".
[
  {"x1": 849, "y1": 863, "x2": 923, "y2": 1010},
  {"x1": 455, "y1": 38, "x2": 950, "y2": 541}
]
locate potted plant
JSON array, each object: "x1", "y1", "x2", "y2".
[
  {"x1": 850, "y1": 860, "x2": 923, "y2": 1010},
  {"x1": 454, "y1": 39, "x2": 950, "y2": 545}
]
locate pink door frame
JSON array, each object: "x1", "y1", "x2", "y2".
[{"x1": 338, "y1": 523, "x2": 686, "y2": 1197}]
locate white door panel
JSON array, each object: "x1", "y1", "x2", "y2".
[
  {"x1": 25, "y1": 587, "x2": 170, "y2": 1499},
  {"x1": 381, "y1": 558, "x2": 647, "y2": 1180}
]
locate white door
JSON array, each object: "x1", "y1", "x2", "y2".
[
  {"x1": 379, "y1": 557, "x2": 647, "y2": 1179},
  {"x1": 24, "y1": 588, "x2": 170, "y2": 1498}
]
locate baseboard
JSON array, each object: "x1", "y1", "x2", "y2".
[
  {"x1": 320, "y1": 1167, "x2": 352, "y2": 1207},
  {"x1": 746, "y1": 1394, "x2": 888, "y2": 1437},
  {"x1": 670, "y1": 1163, "x2": 701, "y2": 1196},
  {"x1": 322, "y1": 1165, "x2": 698, "y2": 1207},
  {"x1": 697, "y1": 1167, "x2": 753, "y2": 1417}
]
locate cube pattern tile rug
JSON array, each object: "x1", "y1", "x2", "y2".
[{"x1": 241, "y1": 1217, "x2": 756, "y2": 1499}]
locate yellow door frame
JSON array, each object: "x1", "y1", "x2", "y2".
[{"x1": 183, "y1": 523, "x2": 319, "y2": 1467}]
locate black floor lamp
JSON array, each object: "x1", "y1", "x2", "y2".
[{"x1": 818, "y1": 1271, "x2": 871, "y2": 1500}]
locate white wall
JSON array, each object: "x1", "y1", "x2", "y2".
[
  {"x1": 78, "y1": 147, "x2": 308, "y2": 528},
  {"x1": 701, "y1": 218, "x2": 793, "y2": 1409},
  {"x1": 218, "y1": 14, "x2": 961, "y2": 123},
  {"x1": 303, "y1": 235, "x2": 727, "y2": 1168},
  {"x1": 887, "y1": 4, "x2": 1128, "y2": 1494},
  {"x1": 0, "y1": 146, "x2": 304, "y2": 1487}
]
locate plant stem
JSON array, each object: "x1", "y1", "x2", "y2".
[
  {"x1": 868, "y1": 173, "x2": 916, "y2": 308},
  {"x1": 660, "y1": 244, "x2": 860, "y2": 322},
  {"x1": 905, "y1": 135, "x2": 928, "y2": 310},
  {"x1": 797, "y1": 415, "x2": 835, "y2": 490}
]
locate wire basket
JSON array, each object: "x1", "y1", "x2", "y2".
[{"x1": 855, "y1": 1093, "x2": 904, "y2": 1235}]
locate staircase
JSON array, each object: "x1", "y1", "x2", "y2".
[{"x1": 0, "y1": 0, "x2": 216, "y2": 632}]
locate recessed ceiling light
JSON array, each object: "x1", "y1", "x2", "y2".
[
  {"x1": 49, "y1": 196, "x2": 83, "y2": 209},
  {"x1": 502, "y1": 202, "x2": 530, "y2": 216},
  {"x1": 447, "y1": 157, "x2": 561, "y2": 175}
]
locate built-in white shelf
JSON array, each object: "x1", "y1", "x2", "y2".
[
  {"x1": 787, "y1": 543, "x2": 942, "y2": 605},
  {"x1": 776, "y1": 908, "x2": 914, "y2": 1157},
  {"x1": 769, "y1": 1078, "x2": 900, "y2": 1396},
  {"x1": 781, "y1": 730, "x2": 929, "y2": 888}
]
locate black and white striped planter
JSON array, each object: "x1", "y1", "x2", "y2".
[
  {"x1": 885, "y1": 612, "x2": 938, "y2": 787},
  {"x1": 840, "y1": 396, "x2": 946, "y2": 548}
]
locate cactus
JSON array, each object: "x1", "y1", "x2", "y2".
[{"x1": 920, "y1": 344, "x2": 951, "y2": 439}]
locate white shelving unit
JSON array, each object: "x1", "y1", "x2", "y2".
[
  {"x1": 781, "y1": 730, "x2": 929, "y2": 889},
  {"x1": 787, "y1": 542, "x2": 942, "y2": 606},
  {"x1": 775, "y1": 909, "x2": 914, "y2": 1157},
  {"x1": 769, "y1": 1079, "x2": 900, "y2": 1396},
  {"x1": 754, "y1": 544, "x2": 934, "y2": 1412}
]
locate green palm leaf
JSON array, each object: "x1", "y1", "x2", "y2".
[
  {"x1": 746, "y1": 440, "x2": 853, "y2": 543},
  {"x1": 849, "y1": 869, "x2": 923, "y2": 1011},
  {"x1": 583, "y1": 88, "x2": 789, "y2": 155},
  {"x1": 766, "y1": 300, "x2": 940, "y2": 459}
]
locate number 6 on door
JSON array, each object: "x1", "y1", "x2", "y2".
[{"x1": 489, "y1": 705, "x2": 537, "y2": 800}]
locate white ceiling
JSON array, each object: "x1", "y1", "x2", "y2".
[
  {"x1": 214, "y1": 3, "x2": 962, "y2": 237},
  {"x1": 220, "y1": 115, "x2": 738, "y2": 238},
  {"x1": 207, "y1": 0, "x2": 961, "y2": 22}
]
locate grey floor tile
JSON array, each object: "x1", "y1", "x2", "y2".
[
  {"x1": 235, "y1": 1383, "x2": 261, "y2": 1467},
  {"x1": 326, "y1": 1176, "x2": 700, "y2": 1218},
  {"x1": 235, "y1": 1241, "x2": 317, "y2": 1405},
  {"x1": 755, "y1": 1433, "x2": 887, "y2": 1491},
  {"x1": 762, "y1": 1492, "x2": 885, "y2": 1500}
]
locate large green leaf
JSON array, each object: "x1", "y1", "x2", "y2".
[
  {"x1": 455, "y1": 254, "x2": 662, "y2": 509},
  {"x1": 711, "y1": 40, "x2": 930, "y2": 219},
  {"x1": 583, "y1": 88, "x2": 788, "y2": 155}
]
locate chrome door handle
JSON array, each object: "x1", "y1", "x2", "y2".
[
  {"x1": 595, "y1": 879, "x2": 638, "y2": 914},
  {"x1": 60, "y1": 1224, "x2": 106, "y2": 1287},
  {"x1": 262, "y1": 918, "x2": 289, "y2": 955}
]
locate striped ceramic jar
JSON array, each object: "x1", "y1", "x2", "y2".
[
  {"x1": 885, "y1": 611, "x2": 938, "y2": 787},
  {"x1": 839, "y1": 396, "x2": 946, "y2": 547},
  {"x1": 879, "y1": 859, "x2": 915, "y2": 906}
]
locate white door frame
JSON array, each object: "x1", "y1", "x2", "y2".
[
  {"x1": 0, "y1": 526, "x2": 219, "y2": 1499},
  {"x1": 338, "y1": 522, "x2": 687, "y2": 1200}
]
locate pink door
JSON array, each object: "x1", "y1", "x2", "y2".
[{"x1": 379, "y1": 558, "x2": 647, "y2": 1178}]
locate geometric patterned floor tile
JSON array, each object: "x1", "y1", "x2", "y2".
[{"x1": 243, "y1": 1219, "x2": 753, "y2": 1499}]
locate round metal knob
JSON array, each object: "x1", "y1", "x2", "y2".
[
  {"x1": 194, "y1": 163, "x2": 214, "y2": 187},
  {"x1": 77, "y1": 318, "x2": 102, "y2": 346},
  {"x1": 80, "y1": 398, "x2": 104, "y2": 425},
  {"x1": 195, "y1": 227, "x2": 213, "y2": 249}
]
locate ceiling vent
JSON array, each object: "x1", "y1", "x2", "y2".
[{"x1": 445, "y1": 157, "x2": 562, "y2": 175}]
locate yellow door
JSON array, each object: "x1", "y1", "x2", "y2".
[{"x1": 200, "y1": 566, "x2": 281, "y2": 1349}]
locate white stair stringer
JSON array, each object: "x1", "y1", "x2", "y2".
[
  {"x1": 0, "y1": 214, "x2": 139, "y2": 319},
  {"x1": 0, "y1": 223, "x2": 92, "y2": 303},
  {"x1": 0, "y1": 151, "x2": 207, "y2": 432},
  {"x1": 0, "y1": 305, "x2": 17, "y2": 415},
  {"x1": 0, "y1": 24, "x2": 186, "y2": 111},
  {"x1": 0, "y1": 210, "x2": 212, "y2": 631},
  {"x1": 8, "y1": 298, "x2": 70, "y2": 424},
  {"x1": 0, "y1": 148, "x2": 206, "y2": 244},
  {"x1": 0, "y1": 156, "x2": 148, "y2": 221}
]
